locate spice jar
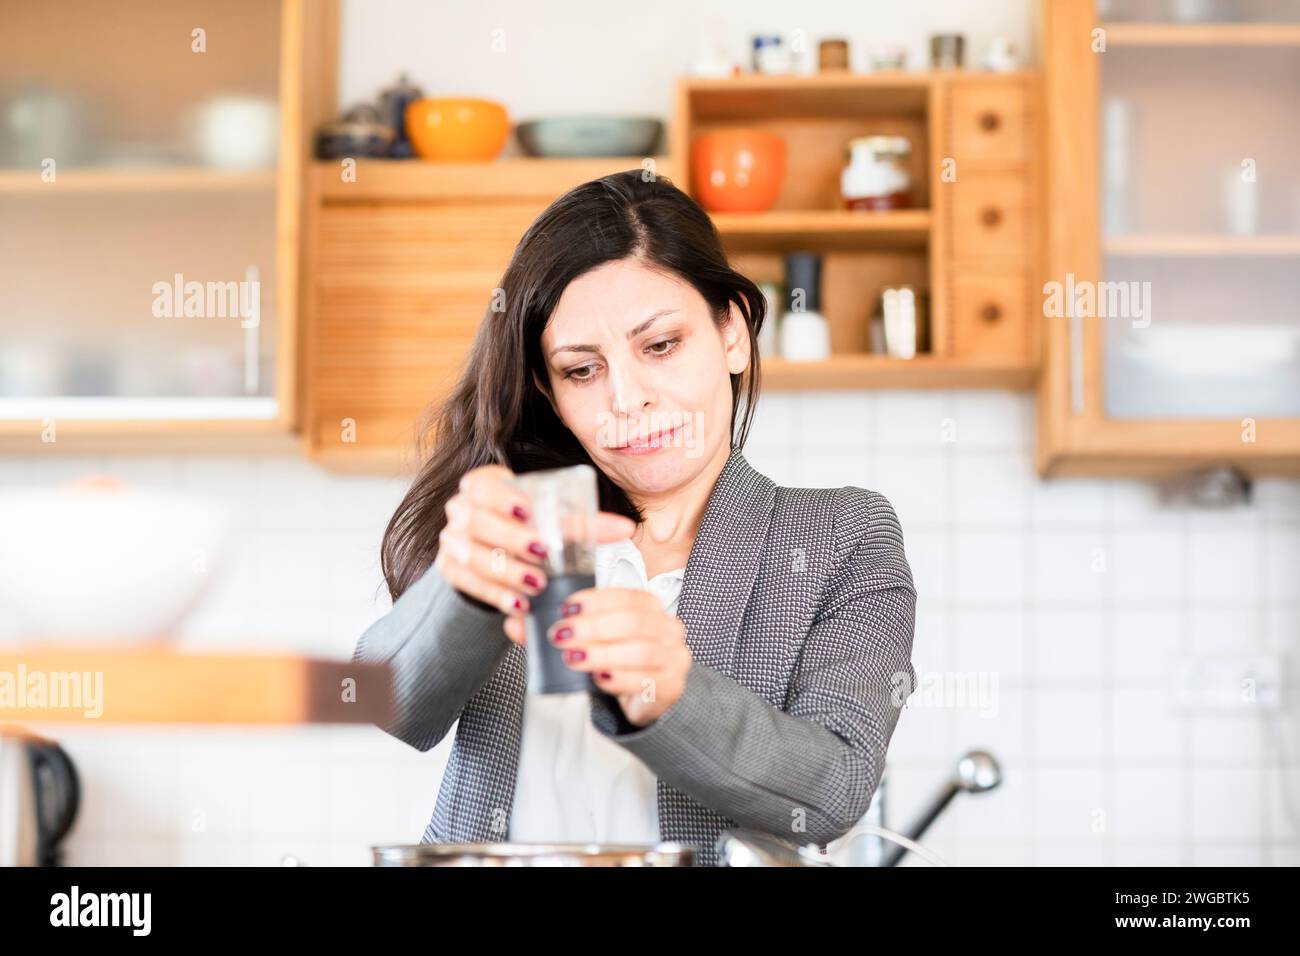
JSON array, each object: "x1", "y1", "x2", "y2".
[
  {"x1": 841, "y1": 136, "x2": 913, "y2": 211},
  {"x1": 751, "y1": 35, "x2": 792, "y2": 74},
  {"x1": 818, "y1": 39, "x2": 849, "y2": 72}
]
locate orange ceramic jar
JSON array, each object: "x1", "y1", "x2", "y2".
[{"x1": 691, "y1": 129, "x2": 787, "y2": 213}]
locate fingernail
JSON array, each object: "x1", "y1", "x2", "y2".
[
  {"x1": 528, "y1": 541, "x2": 547, "y2": 557},
  {"x1": 598, "y1": 671, "x2": 612, "y2": 680},
  {"x1": 511, "y1": 597, "x2": 525, "y2": 612},
  {"x1": 564, "y1": 649, "x2": 586, "y2": 663},
  {"x1": 561, "y1": 601, "x2": 581, "y2": 616},
  {"x1": 512, "y1": 505, "x2": 529, "y2": 522},
  {"x1": 523, "y1": 573, "x2": 541, "y2": 589},
  {"x1": 552, "y1": 626, "x2": 573, "y2": 642}
]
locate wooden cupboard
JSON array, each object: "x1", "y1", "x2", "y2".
[
  {"x1": 0, "y1": 0, "x2": 338, "y2": 453},
  {"x1": 672, "y1": 71, "x2": 1042, "y2": 390},
  {"x1": 1038, "y1": 0, "x2": 1300, "y2": 477},
  {"x1": 301, "y1": 158, "x2": 672, "y2": 468}
]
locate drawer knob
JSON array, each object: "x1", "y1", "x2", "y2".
[
  {"x1": 978, "y1": 111, "x2": 1001, "y2": 132},
  {"x1": 980, "y1": 206, "x2": 1003, "y2": 228},
  {"x1": 980, "y1": 302, "x2": 1002, "y2": 324}
]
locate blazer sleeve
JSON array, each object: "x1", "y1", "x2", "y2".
[
  {"x1": 589, "y1": 487, "x2": 918, "y2": 847},
  {"x1": 352, "y1": 560, "x2": 513, "y2": 752}
]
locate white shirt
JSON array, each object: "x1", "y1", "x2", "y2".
[{"x1": 509, "y1": 537, "x2": 686, "y2": 845}]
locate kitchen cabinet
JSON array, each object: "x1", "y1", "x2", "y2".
[
  {"x1": 301, "y1": 157, "x2": 675, "y2": 468},
  {"x1": 672, "y1": 71, "x2": 1042, "y2": 389},
  {"x1": 1038, "y1": 0, "x2": 1300, "y2": 476},
  {"x1": 302, "y1": 71, "x2": 1043, "y2": 470},
  {"x1": 0, "y1": 0, "x2": 338, "y2": 452}
]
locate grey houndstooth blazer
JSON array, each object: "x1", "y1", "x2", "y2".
[{"x1": 353, "y1": 446, "x2": 917, "y2": 866}]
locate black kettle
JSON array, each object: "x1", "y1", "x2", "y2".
[{"x1": 0, "y1": 729, "x2": 80, "y2": 866}]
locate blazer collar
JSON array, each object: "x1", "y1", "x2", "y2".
[{"x1": 674, "y1": 445, "x2": 776, "y2": 675}]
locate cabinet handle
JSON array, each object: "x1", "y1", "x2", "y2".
[
  {"x1": 1068, "y1": 282, "x2": 1084, "y2": 415},
  {"x1": 980, "y1": 302, "x2": 1002, "y2": 324},
  {"x1": 979, "y1": 110, "x2": 1001, "y2": 132},
  {"x1": 243, "y1": 264, "x2": 261, "y2": 394},
  {"x1": 980, "y1": 206, "x2": 1003, "y2": 228}
]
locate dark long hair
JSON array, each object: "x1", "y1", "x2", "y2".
[{"x1": 380, "y1": 169, "x2": 766, "y2": 601}]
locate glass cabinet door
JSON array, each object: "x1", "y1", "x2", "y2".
[
  {"x1": 1095, "y1": 0, "x2": 1300, "y2": 420},
  {"x1": 0, "y1": 0, "x2": 284, "y2": 420}
]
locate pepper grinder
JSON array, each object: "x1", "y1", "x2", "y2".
[{"x1": 778, "y1": 252, "x2": 830, "y2": 361}]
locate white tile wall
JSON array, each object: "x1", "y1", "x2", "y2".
[{"x1": 3, "y1": 390, "x2": 1298, "y2": 866}]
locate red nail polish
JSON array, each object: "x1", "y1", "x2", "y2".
[
  {"x1": 512, "y1": 505, "x2": 529, "y2": 522},
  {"x1": 513, "y1": 597, "x2": 525, "y2": 611},
  {"x1": 553, "y1": 626, "x2": 573, "y2": 642},
  {"x1": 565, "y1": 649, "x2": 586, "y2": 663},
  {"x1": 523, "y1": 573, "x2": 541, "y2": 589},
  {"x1": 598, "y1": 671, "x2": 611, "y2": 680},
  {"x1": 561, "y1": 601, "x2": 581, "y2": 616},
  {"x1": 528, "y1": 541, "x2": 547, "y2": 557}
]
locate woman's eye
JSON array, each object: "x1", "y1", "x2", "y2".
[
  {"x1": 647, "y1": 337, "x2": 682, "y2": 358},
  {"x1": 561, "y1": 338, "x2": 680, "y2": 384}
]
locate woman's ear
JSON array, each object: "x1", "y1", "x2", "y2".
[{"x1": 722, "y1": 299, "x2": 753, "y2": 376}]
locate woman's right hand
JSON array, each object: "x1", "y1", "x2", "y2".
[{"x1": 433, "y1": 464, "x2": 637, "y2": 641}]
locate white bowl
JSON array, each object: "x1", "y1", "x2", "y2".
[
  {"x1": 0, "y1": 477, "x2": 230, "y2": 644},
  {"x1": 189, "y1": 96, "x2": 279, "y2": 170}
]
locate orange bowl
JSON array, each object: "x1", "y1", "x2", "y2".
[
  {"x1": 406, "y1": 98, "x2": 510, "y2": 161},
  {"x1": 691, "y1": 129, "x2": 787, "y2": 212}
]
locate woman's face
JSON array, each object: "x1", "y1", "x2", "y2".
[{"x1": 538, "y1": 256, "x2": 750, "y2": 497}]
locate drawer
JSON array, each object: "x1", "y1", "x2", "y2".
[
  {"x1": 950, "y1": 83, "x2": 1028, "y2": 164},
  {"x1": 950, "y1": 174, "x2": 1029, "y2": 261},
  {"x1": 950, "y1": 271, "x2": 1030, "y2": 363}
]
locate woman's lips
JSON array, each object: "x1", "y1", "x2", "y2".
[{"x1": 616, "y1": 424, "x2": 681, "y2": 455}]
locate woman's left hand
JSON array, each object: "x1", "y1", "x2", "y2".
[{"x1": 546, "y1": 586, "x2": 693, "y2": 727}]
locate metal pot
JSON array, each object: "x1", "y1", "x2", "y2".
[{"x1": 372, "y1": 841, "x2": 694, "y2": 867}]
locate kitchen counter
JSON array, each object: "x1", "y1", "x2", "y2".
[{"x1": 0, "y1": 649, "x2": 391, "y2": 725}]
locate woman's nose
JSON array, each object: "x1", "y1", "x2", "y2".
[{"x1": 607, "y1": 360, "x2": 655, "y2": 415}]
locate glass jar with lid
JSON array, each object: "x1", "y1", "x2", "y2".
[{"x1": 841, "y1": 135, "x2": 913, "y2": 211}]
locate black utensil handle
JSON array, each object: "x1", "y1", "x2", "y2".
[{"x1": 29, "y1": 741, "x2": 80, "y2": 863}]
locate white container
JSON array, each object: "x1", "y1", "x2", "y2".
[
  {"x1": 842, "y1": 136, "x2": 912, "y2": 210},
  {"x1": 779, "y1": 310, "x2": 830, "y2": 361},
  {"x1": 1221, "y1": 165, "x2": 1259, "y2": 235},
  {"x1": 980, "y1": 37, "x2": 1019, "y2": 72},
  {"x1": 882, "y1": 287, "x2": 919, "y2": 360},
  {"x1": 189, "y1": 96, "x2": 278, "y2": 169},
  {"x1": 0, "y1": 479, "x2": 230, "y2": 644},
  {"x1": 753, "y1": 38, "x2": 793, "y2": 75},
  {"x1": 1102, "y1": 99, "x2": 1137, "y2": 235}
]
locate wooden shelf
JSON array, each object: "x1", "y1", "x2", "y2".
[
  {"x1": 711, "y1": 209, "x2": 931, "y2": 251},
  {"x1": 0, "y1": 399, "x2": 298, "y2": 453},
  {"x1": 683, "y1": 71, "x2": 932, "y2": 119},
  {"x1": 0, "y1": 397, "x2": 279, "y2": 421},
  {"x1": 760, "y1": 354, "x2": 1035, "y2": 390},
  {"x1": 1104, "y1": 234, "x2": 1300, "y2": 256},
  {"x1": 0, "y1": 167, "x2": 277, "y2": 194},
  {"x1": 0, "y1": 649, "x2": 392, "y2": 725},
  {"x1": 681, "y1": 70, "x2": 1036, "y2": 121},
  {"x1": 315, "y1": 156, "x2": 674, "y2": 202},
  {"x1": 1101, "y1": 22, "x2": 1300, "y2": 46}
]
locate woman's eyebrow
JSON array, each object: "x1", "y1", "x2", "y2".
[{"x1": 547, "y1": 309, "x2": 680, "y2": 359}]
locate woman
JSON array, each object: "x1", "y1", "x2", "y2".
[{"x1": 353, "y1": 169, "x2": 917, "y2": 867}]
